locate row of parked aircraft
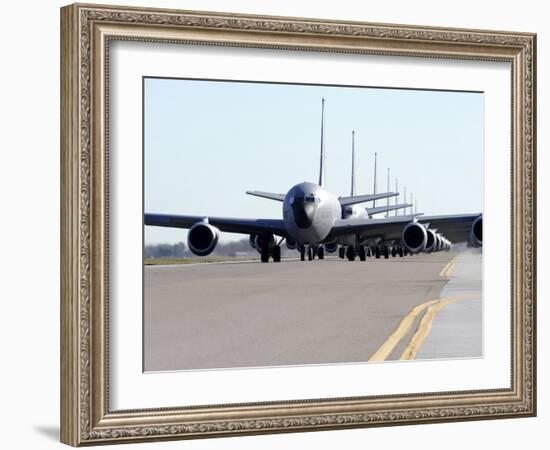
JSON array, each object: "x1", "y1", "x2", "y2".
[{"x1": 145, "y1": 99, "x2": 482, "y2": 262}]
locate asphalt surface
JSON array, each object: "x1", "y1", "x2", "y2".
[{"x1": 143, "y1": 250, "x2": 482, "y2": 371}]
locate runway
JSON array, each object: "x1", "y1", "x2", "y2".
[{"x1": 143, "y1": 250, "x2": 482, "y2": 372}]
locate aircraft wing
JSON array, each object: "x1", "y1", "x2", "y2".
[
  {"x1": 145, "y1": 213, "x2": 287, "y2": 237},
  {"x1": 246, "y1": 191, "x2": 285, "y2": 202},
  {"x1": 366, "y1": 203, "x2": 411, "y2": 216},
  {"x1": 339, "y1": 192, "x2": 398, "y2": 207},
  {"x1": 328, "y1": 213, "x2": 481, "y2": 243}
]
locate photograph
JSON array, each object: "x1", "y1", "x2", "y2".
[
  {"x1": 58, "y1": 3, "x2": 536, "y2": 445},
  {"x1": 143, "y1": 77, "x2": 484, "y2": 372}
]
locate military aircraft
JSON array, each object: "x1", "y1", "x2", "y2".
[{"x1": 145, "y1": 99, "x2": 482, "y2": 262}]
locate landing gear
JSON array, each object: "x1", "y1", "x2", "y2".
[
  {"x1": 338, "y1": 246, "x2": 345, "y2": 259},
  {"x1": 391, "y1": 247, "x2": 396, "y2": 257},
  {"x1": 398, "y1": 247, "x2": 404, "y2": 257},
  {"x1": 375, "y1": 246, "x2": 381, "y2": 259},
  {"x1": 366, "y1": 247, "x2": 372, "y2": 257},
  {"x1": 358, "y1": 245, "x2": 366, "y2": 261},
  {"x1": 300, "y1": 247, "x2": 305, "y2": 261},
  {"x1": 318, "y1": 246, "x2": 325, "y2": 260},
  {"x1": 307, "y1": 246, "x2": 314, "y2": 261},
  {"x1": 260, "y1": 252, "x2": 269, "y2": 263},
  {"x1": 383, "y1": 246, "x2": 389, "y2": 259},
  {"x1": 272, "y1": 245, "x2": 281, "y2": 262},
  {"x1": 346, "y1": 246, "x2": 356, "y2": 261}
]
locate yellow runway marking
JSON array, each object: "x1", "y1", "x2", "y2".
[
  {"x1": 439, "y1": 255, "x2": 459, "y2": 278},
  {"x1": 368, "y1": 299, "x2": 440, "y2": 362},
  {"x1": 399, "y1": 294, "x2": 475, "y2": 360}
]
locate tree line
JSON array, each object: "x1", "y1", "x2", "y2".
[{"x1": 144, "y1": 238, "x2": 258, "y2": 258}]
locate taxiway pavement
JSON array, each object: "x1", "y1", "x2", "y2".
[{"x1": 144, "y1": 249, "x2": 482, "y2": 371}]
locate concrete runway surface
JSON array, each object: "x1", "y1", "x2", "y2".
[{"x1": 144, "y1": 250, "x2": 482, "y2": 371}]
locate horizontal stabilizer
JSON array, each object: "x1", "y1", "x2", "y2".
[
  {"x1": 246, "y1": 190, "x2": 285, "y2": 202},
  {"x1": 366, "y1": 203, "x2": 411, "y2": 216},
  {"x1": 339, "y1": 192, "x2": 398, "y2": 207}
]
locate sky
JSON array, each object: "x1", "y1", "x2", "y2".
[{"x1": 144, "y1": 77, "x2": 483, "y2": 244}]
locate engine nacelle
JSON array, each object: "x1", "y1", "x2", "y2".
[
  {"x1": 187, "y1": 222, "x2": 219, "y2": 256},
  {"x1": 255, "y1": 234, "x2": 275, "y2": 252},
  {"x1": 424, "y1": 228, "x2": 437, "y2": 253},
  {"x1": 470, "y1": 216, "x2": 482, "y2": 247},
  {"x1": 401, "y1": 221, "x2": 427, "y2": 254},
  {"x1": 324, "y1": 242, "x2": 338, "y2": 253},
  {"x1": 435, "y1": 234, "x2": 443, "y2": 251},
  {"x1": 286, "y1": 237, "x2": 297, "y2": 250},
  {"x1": 249, "y1": 234, "x2": 258, "y2": 250}
]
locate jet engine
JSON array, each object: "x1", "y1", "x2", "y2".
[
  {"x1": 286, "y1": 238, "x2": 297, "y2": 250},
  {"x1": 424, "y1": 228, "x2": 437, "y2": 253},
  {"x1": 436, "y1": 233, "x2": 443, "y2": 251},
  {"x1": 470, "y1": 216, "x2": 483, "y2": 247},
  {"x1": 249, "y1": 234, "x2": 258, "y2": 250},
  {"x1": 401, "y1": 221, "x2": 427, "y2": 254},
  {"x1": 324, "y1": 242, "x2": 338, "y2": 253},
  {"x1": 255, "y1": 233, "x2": 275, "y2": 252},
  {"x1": 187, "y1": 222, "x2": 220, "y2": 256}
]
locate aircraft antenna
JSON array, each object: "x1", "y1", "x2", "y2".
[
  {"x1": 318, "y1": 98, "x2": 326, "y2": 187},
  {"x1": 373, "y1": 152, "x2": 378, "y2": 207},
  {"x1": 351, "y1": 130, "x2": 356, "y2": 196}
]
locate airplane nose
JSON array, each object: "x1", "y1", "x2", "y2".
[{"x1": 291, "y1": 197, "x2": 315, "y2": 229}]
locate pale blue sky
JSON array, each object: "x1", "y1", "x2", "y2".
[{"x1": 144, "y1": 78, "x2": 483, "y2": 244}]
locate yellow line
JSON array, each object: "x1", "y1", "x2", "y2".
[
  {"x1": 439, "y1": 255, "x2": 459, "y2": 278},
  {"x1": 399, "y1": 294, "x2": 475, "y2": 360},
  {"x1": 368, "y1": 299, "x2": 442, "y2": 362}
]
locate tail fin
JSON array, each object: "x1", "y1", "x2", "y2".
[
  {"x1": 373, "y1": 152, "x2": 378, "y2": 207},
  {"x1": 318, "y1": 98, "x2": 326, "y2": 187},
  {"x1": 350, "y1": 130, "x2": 356, "y2": 196}
]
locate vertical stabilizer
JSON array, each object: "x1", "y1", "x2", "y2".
[
  {"x1": 395, "y1": 178, "x2": 398, "y2": 216},
  {"x1": 386, "y1": 168, "x2": 390, "y2": 217},
  {"x1": 373, "y1": 152, "x2": 378, "y2": 207},
  {"x1": 350, "y1": 130, "x2": 356, "y2": 196},
  {"x1": 318, "y1": 98, "x2": 326, "y2": 187}
]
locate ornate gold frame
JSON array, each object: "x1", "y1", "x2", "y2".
[{"x1": 60, "y1": 3, "x2": 536, "y2": 446}]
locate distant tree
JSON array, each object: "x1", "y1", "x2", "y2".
[{"x1": 144, "y1": 241, "x2": 188, "y2": 258}]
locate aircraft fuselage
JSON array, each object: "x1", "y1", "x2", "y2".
[{"x1": 282, "y1": 182, "x2": 340, "y2": 244}]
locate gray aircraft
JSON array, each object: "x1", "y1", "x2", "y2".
[{"x1": 145, "y1": 99, "x2": 482, "y2": 262}]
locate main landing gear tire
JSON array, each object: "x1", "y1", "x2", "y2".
[
  {"x1": 318, "y1": 246, "x2": 325, "y2": 260},
  {"x1": 272, "y1": 245, "x2": 281, "y2": 262},
  {"x1": 375, "y1": 246, "x2": 381, "y2": 259},
  {"x1": 338, "y1": 246, "x2": 345, "y2": 259},
  {"x1": 384, "y1": 246, "x2": 390, "y2": 259},
  {"x1": 391, "y1": 247, "x2": 396, "y2": 257},
  {"x1": 300, "y1": 248, "x2": 305, "y2": 261},
  {"x1": 398, "y1": 247, "x2": 404, "y2": 257},
  {"x1": 359, "y1": 245, "x2": 366, "y2": 261},
  {"x1": 260, "y1": 252, "x2": 269, "y2": 263},
  {"x1": 307, "y1": 246, "x2": 314, "y2": 261},
  {"x1": 346, "y1": 246, "x2": 356, "y2": 261}
]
